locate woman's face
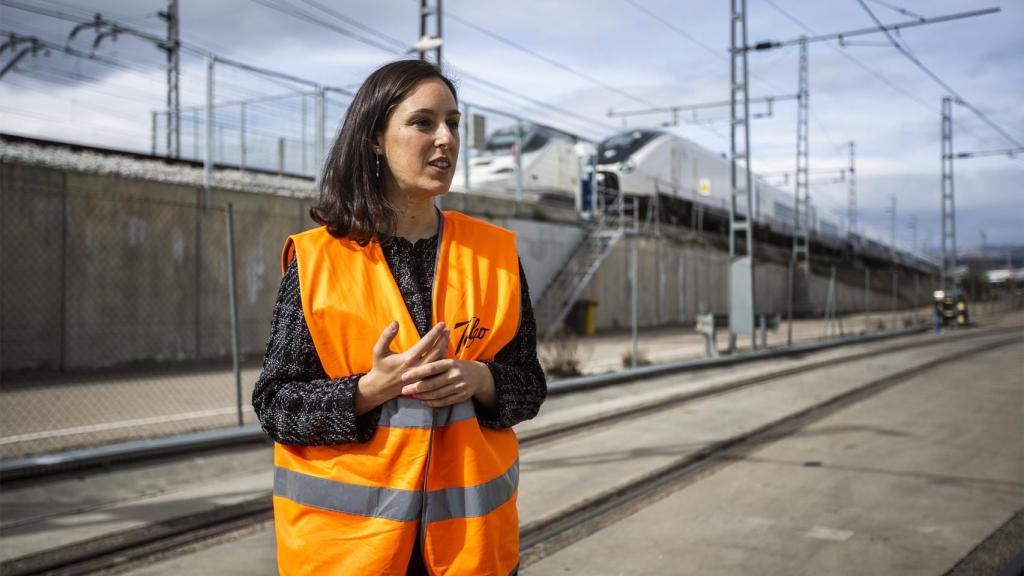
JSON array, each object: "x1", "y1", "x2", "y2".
[{"x1": 376, "y1": 78, "x2": 460, "y2": 202}]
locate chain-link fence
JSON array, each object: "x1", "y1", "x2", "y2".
[{"x1": 1, "y1": 160, "x2": 310, "y2": 458}]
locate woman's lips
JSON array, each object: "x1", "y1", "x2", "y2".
[{"x1": 428, "y1": 158, "x2": 451, "y2": 172}]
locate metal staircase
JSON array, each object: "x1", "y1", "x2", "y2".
[{"x1": 535, "y1": 194, "x2": 638, "y2": 340}]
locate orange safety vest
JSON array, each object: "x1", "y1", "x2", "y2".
[{"x1": 274, "y1": 211, "x2": 522, "y2": 576}]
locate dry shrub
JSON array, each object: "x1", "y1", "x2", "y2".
[
  {"x1": 539, "y1": 328, "x2": 582, "y2": 378},
  {"x1": 621, "y1": 349, "x2": 651, "y2": 369}
]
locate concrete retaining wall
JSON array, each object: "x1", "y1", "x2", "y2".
[
  {"x1": 579, "y1": 235, "x2": 927, "y2": 332},
  {"x1": 1, "y1": 158, "x2": 930, "y2": 376},
  {"x1": 1, "y1": 161, "x2": 314, "y2": 375}
]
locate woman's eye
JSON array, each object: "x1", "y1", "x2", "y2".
[
  {"x1": 412, "y1": 118, "x2": 431, "y2": 127},
  {"x1": 447, "y1": 120, "x2": 460, "y2": 130}
]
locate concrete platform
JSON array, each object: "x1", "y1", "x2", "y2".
[{"x1": 525, "y1": 341, "x2": 1024, "y2": 575}]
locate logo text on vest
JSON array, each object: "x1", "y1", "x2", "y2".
[{"x1": 454, "y1": 316, "x2": 490, "y2": 355}]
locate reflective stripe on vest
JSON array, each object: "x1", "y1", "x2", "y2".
[
  {"x1": 274, "y1": 459, "x2": 519, "y2": 524},
  {"x1": 274, "y1": 211, "x2": 521, "y2": 576}
]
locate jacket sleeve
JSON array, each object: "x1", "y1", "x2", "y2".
[
  {"x1": 251, "y1": 259, "x2": 381, "y2": 446},
  {"x1": 476, "y1": 261, "x2": 548, "y2": 429}
]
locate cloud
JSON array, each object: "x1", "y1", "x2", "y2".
[{"x1": 1, "y1": 0, "x2": 1021, "y2": 242}]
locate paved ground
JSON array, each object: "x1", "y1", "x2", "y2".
[{"x1": 525, "y1": 340, "x2": 1024, "y2": 575}]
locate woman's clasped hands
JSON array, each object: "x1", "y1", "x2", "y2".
[{"x1": 355, "y1": 321, "x2": 496, "y2": 415}]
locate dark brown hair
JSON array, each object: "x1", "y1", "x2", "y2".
[{"x1": 310, "y1": 60, "x2": 458, "y2": 245}]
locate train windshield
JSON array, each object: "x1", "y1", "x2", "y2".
[
  {"x1": 598, "y1": 130, "x2": 662, "y2": 163},
  {"x1": 484, "y1": 128, "x2": 549, "y2": 154}
]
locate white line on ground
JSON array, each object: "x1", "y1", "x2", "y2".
[
  {"x1": 804, "y1": 526, "x2": 855, "y2": 542},
  {"x1": 0, "y1": 407, "x2": 256, "y2": 445}
]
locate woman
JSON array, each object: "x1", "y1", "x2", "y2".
[{"x1": 253, "y1": 59, "x2": 546, "y2": 576}]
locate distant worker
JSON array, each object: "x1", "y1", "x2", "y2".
[
  {"x1": 253, "y1": 60, "x2": 546, "y2": 575},
  {"x1": 574, "y1": 139, "x2": 597, "y2": 220}
]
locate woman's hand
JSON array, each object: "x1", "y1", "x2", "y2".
[
  {"x1": 355, "y1": 321, "x2": 450, "y2": 415},
  {"x1": 398, "y1": 358, "x2": 496, "y2": 409}
]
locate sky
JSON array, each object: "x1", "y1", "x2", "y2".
[{"x1": 1, "y1": 0, "x2": 1022, "y2": 250}]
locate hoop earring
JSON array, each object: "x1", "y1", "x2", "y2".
[{"x1": 375, "y1": 155, "x2": 381, "y2": 178}]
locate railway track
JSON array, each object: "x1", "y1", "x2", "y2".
[
  {"x1": 518, "y1": 332, "x2": 1022, "y2": 567},
  {"x1": 3, "y1": 324, "x2": 1020, "y2": 576}
]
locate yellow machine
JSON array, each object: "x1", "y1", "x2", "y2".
[{"x1": 933, "y1": 289, "x2": 970, "y2": 326}]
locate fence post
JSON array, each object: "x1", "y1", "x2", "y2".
[
  {"x1": 891, "y1": 268, "x2": 898, "y2": 321},
  {"x1": 462, "y1": 103, "x2": 471, "y2": 212},
  {"x1": 865, "y1": 268, "x2": 872, "y2": 332},
  {"x1": 240, "y1": 101, "x2": 247, "y2": 171},
  {"x1": 217, "y1": 124, "x2": 224, "y2": 165},
  {"x1": 914, "y1": 273, "x2": 919, "y2": 323},
  {"x1": 278, "y1": 137, "x2": 286, "y2": 175},
  {"x1": 315, "y1": 86, "x2": 325, "y2": 191},
  {"x1": 151, "y1": 111, "x2": 158, "y2": 156},
  {"x1": 204, "y1": 54, "x2": 215, "y2": 208},
  {"x1": 630, "y1": 235, "x2": 639, "y2": 369},
  {"x1": 301, "y1": 93, "x2": 308, "y2": 174},
  {"x1": 786, "y1": 257, "x2": 795, "y2": 345},
  {"x1": 225, "y1": 203, "x2": 243, "y2": 427},
  {"x1": 514, "y1": 119, "x2": 524, "y2": 215}
]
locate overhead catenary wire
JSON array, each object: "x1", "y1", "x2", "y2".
[
  {"x1": 622, "y1": 0, "x2": 838, "y2": 149},
  {"x1": 249, "y1": 0, "x2": 407, "y2": 56},
  {"x1": 6, "y1": 0, "x2": 616, "y2": 142},
  {"x1": 443, "y1": 6, "x2": 660, "y2": 109},
  {"x1": 761, "y1": 0, "x2": 935, "y2": 113},
  {"x1": 249, "y1": 0, "x2": 620, "y2": 135},
  {"x1": 0, "y1": 0, "x2": 313, "y2": 96},
  {"x1": 622, "y1": 0, "x2": 722, "y2": 58},
  {"x1": 0, "y1": 30, "x2": 226, "y2": 105},
  {"x1": 864, "y1": 0, "x2": 925, "y2": 21},
  {"x1": 0, "y1": 103, "x2": 154, "y2": 141},
  {"x1": 854, "y1": 0, "x2": 1022, "y2": 149},
  {"x1": 295, "y1": 0, "x2": 410, "y2": 52},
  {"x1": 623, "y1": 0, "x2": 795, "y2": 97},
  {"x1": 759, "y1": 0, "x2": 994, "y2": 149}
]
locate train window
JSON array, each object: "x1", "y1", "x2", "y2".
[
  {"x1": 483, "y1": 128, "x2": 549, "y2": 154},
  {"x1": 598, "y1": 130, "x2": 662, "y2": 164},
  {"x1": 523, "y1": 132, "x2": 548, "y2": 153},
  {"x1": 484, "y1": 128, "x2": 517, "y2": 153}
]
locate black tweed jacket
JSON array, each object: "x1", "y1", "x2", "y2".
[{"x1": 252, "y1": 234, "x2": 547, "y2": 445}]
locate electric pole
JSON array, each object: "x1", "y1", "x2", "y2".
[
  {"x1": 887, "y1": 194, "x2": 899, "y2": 314},
  {"x1": 847, "y1": 141, "x2": 857, "y2": 238},
  {"x1": 69, "y1": 9, "x2": 182, "y2": 158},
  {"x1": 418, "y1": 0, "x2": 442, "y2": 65},
  {"x1": 888, "y1": 194, "x2": 897, "y2": 252},
  {"x1": 159, "y1": 0, "x2": 180, "y2": 158},
  {"x1": 793, "y1": 37, "x2": 810, "y2": 273},
  {"x1": 941, "y1": 96, "x2": 956, "y2": 289},
  {"x1": 728, "y1": 0, "x2": 756, "y2": 352}
]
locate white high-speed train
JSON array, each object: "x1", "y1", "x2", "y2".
[
  {"x1": 594, "y1": 128, "x2": 843, "y2": 236},
  {"x1": 457, "y1": 124, "x2": 581, "y2": 202},
  {"x1": 455, "y1": 124, "x2": 844, "y2": 242}
]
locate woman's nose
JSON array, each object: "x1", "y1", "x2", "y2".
[{"x1": 434, "y1": 125, "x2": 455, "y2": 147}]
